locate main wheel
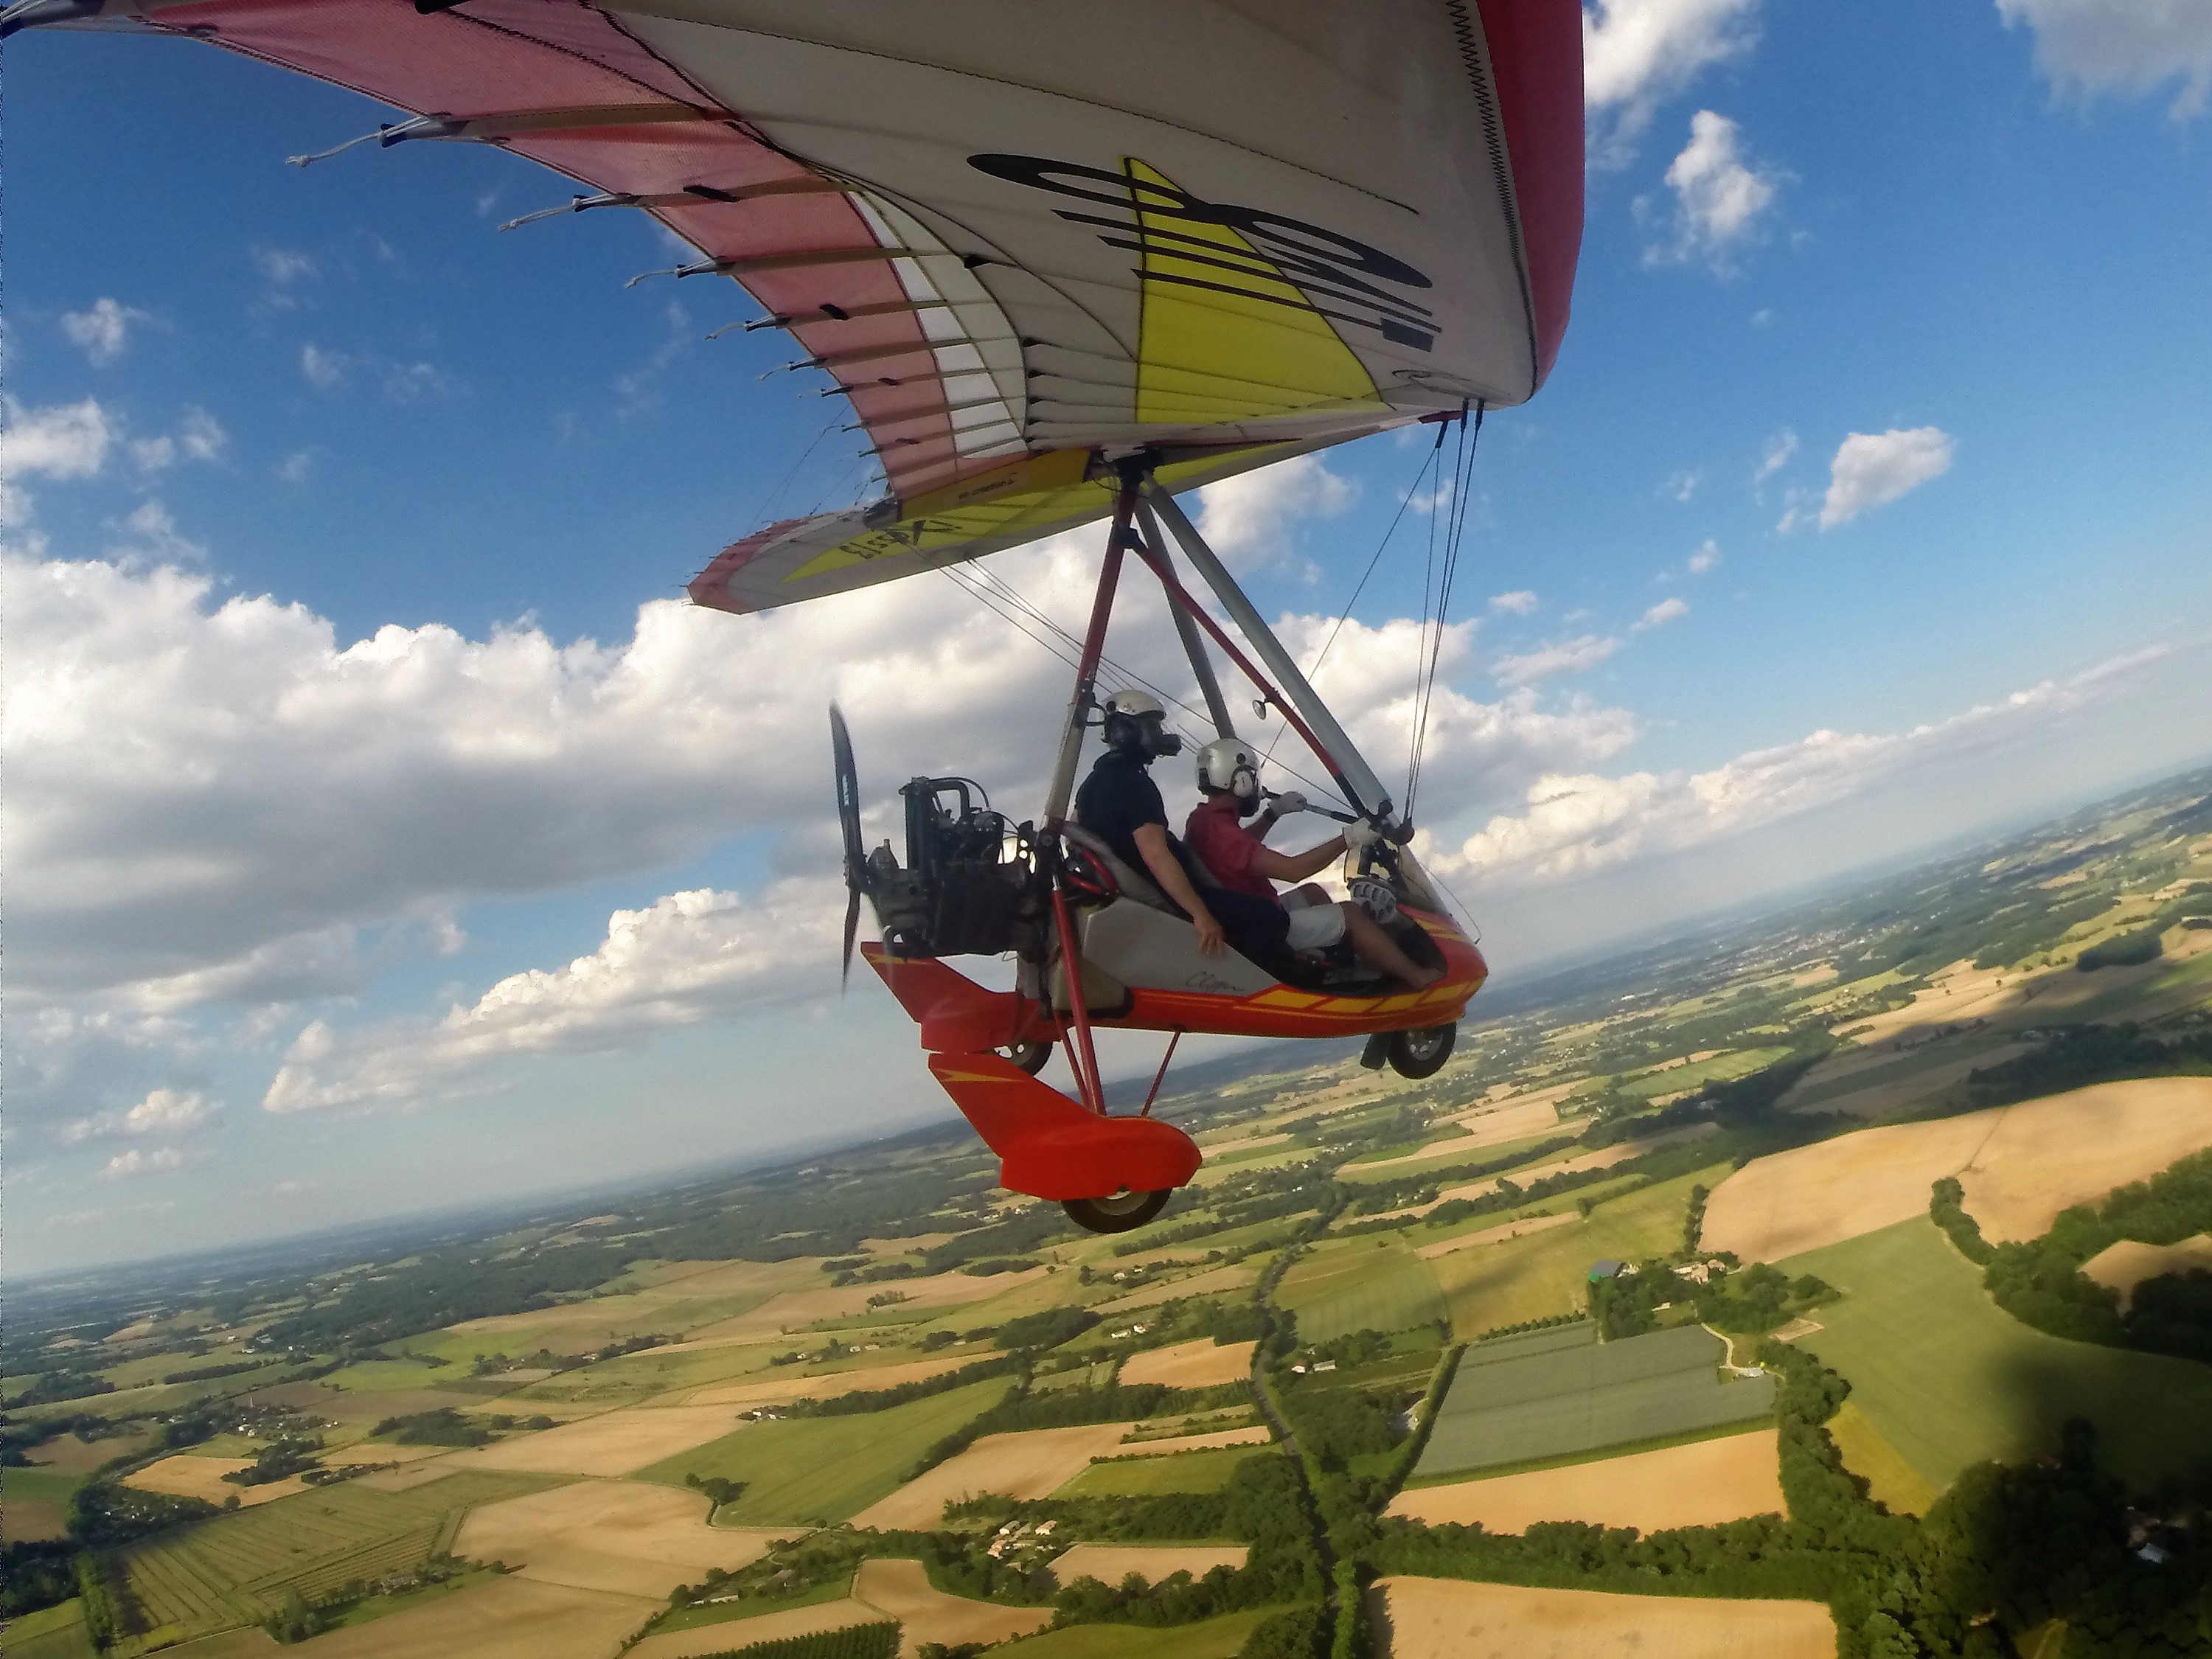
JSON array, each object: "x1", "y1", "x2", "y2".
[
  {"x1": 999, "y1": 1040, "x2": 1054, "y2": 1077},
  {"x1": 1061, "y1": 1189, "x2": 1172, "y2": 1234},
  {"x1": 1387, "y1": 1023, "x2": 1456, "y2": 1079}
]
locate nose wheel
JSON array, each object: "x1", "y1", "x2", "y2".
[{"x1": 1062, "y1": 1189, "x2": 1173, "y2": 1234}]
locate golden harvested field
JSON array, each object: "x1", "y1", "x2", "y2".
[
  {"x1": 270, "y1": 1576, "x2": 653, "y2": 1659},
  {"x1": 1046, "y1": 1543, "x2": 1248, "y2": 1587},
  {"x1": 684, "y1": 1352, "x2": 988, "y2": 1407},
  {"x1": 2082, "y1": 1234, "x2": 2212, "y2": 1309},
  {"x1": 1119, "y1": 1339, "x2": 1256, "y2": 1388},
  {"x1": 852, "y1": 1557, "x2": 1054, "y2": 1656},
  {"x1": 1385, "y1": 1429, "x2": 1783, "y2": 1533},
  {"x1": 1416, "y1": 1211, "x2": 1577, "y2": 1262},
  {"x1": 627, "y1": 1601, "x2": 882, "y2": 1659},
  {"x1": 1705, "y1": 1079, "x2": 2212, "y2": 1261},
  {"x1": 852, "y1": 1424, "x2": 1135, "y2": 1529},
  {"x1": 1350, "y1": 1096, "x2": 1568, "y2": 1172},
  {"x1": 124, "y1": 1455, "x2": 307, "y2": 1509},
  {"x1": 1824, "y1": 1401, "x2": 1937, "y2": 1516},
  {"x1": 454, "y1": 1478, "x2": 784, "y2": 1598},
  {"x1": 444, "y1": 1405, "x2": 748, "y2": 1478},
  {"x1": 1368, "y1": 1576, "x2": 1836, "y2": 1659}
]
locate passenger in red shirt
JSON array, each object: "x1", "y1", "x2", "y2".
[{"x1": 1183, "y1": 740, "x2": 1444, "y2": 989}]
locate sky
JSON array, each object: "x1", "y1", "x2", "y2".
[{"x1": 7, "y1": 0, "x2": 2212, "y2": 1276}]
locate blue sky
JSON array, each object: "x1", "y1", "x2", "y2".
[{"x1": 7, "y1": 0, "x2": 2212, "y2": 1274}]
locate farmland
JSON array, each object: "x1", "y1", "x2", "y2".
[
  {"x1": 1367, "y1": 1577, "x2": 1837, "y2": 1659},
  {"x1": 1274, "y1": 1239, "x2": 1447, "y2": 1343},
  {"x1": 1782, "y1": 1218, "x2": 2212, "y2": 1492},
  {"x1": 119, "y1": 1470, "x2": 564, "y2": 1645},
  {"x1": 1054, "y1": 1444, "x2": 1269, "y2": 1497},
  {"x1": 5, "y1": 767, "x2": 2209, "y2": 1659},
  {"x1": 1388, "y1": 1427, "x2": 1783, "y2": 1532},
  {"x1": 1415, "y1": 1324, "x2": 1773, "y2": 1478},
  {"x1": 1425, "y1": 1165, "x2": 1731, "y2": 1337},
  {"x1": 633, "y1": 1376, "x2": 1016, "y2": 1525}
]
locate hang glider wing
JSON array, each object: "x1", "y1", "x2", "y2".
[{"x1": 27, "y1": 0, "x2": 1582, "y2": 613}]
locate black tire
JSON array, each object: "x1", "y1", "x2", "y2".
[
  {"x1": 1000, "y1": 1040, "x2": 1054, "y2": 1076},
  {"x1": 1061, "y1": 1189, "x2": 1172, "y2": 1234},
  {"x1": 1387, "y1": 1023, "x2": 1456, "y2": 1079}
]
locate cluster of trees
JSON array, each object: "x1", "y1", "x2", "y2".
[
  {"x1": 700, "y1": 1623, "x2": 898, "y2": 1659},
  {"x1": 158, "y1": 1357, "x2": 277, "y2": 1386},
  {"x1": 1338, "y1": 1136, "x2": 1582, "y2": 1225},
  {"x1": 1964, "y1": 1023, "x2": 2212, "y2": 1110},
  {"x1": 1934, "y1": 1157, "x2": 2212, "y2": 1362},
  {"x1": 66, "y1": 1480, "x2": 218, "y2": 1550},
  {"x1": 223, "y1": 1436, "x2": 324, "y2": 1486},
  {"x1": 789, "y1": 1354, "x2": 1020, "y2": 1420},
  {"x1": 2078, "y1": 928, "x2": 2168, "y2": 971},
  {"x1": 370, "y1": 1407, "x2": 492, "y2": 1447},
  {"x1": 256, "y1": 1240, "x2": 631, "y2": 1352},
  {"x1": 7, "y1": 1368, "x2": 118, "y2": 1408}
]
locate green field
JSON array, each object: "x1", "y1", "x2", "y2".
[
  {"x1": 1425, "y1": 1165, "x2": 1725, "y2": 1338},
  {"x1": 634, "y1": 1375, "x2": 1015, "y2": 1524},
  {"x1": 1, "y1": 1599, "x2": 98, "y2": 1659},
  {"x1": 1784, "y1": 1218, "x2": 2212, "y2": 1495},
  {"x1": 3, "y1": 1464, "x2": 82, "y2": 1542},
  {"x1": 1615, "y1": 1046, "x2": 1792, "y2": 1101},
  {"x1": 1416, "y1": 1323, "x2": 1773, "y2": 1478},
  {"x1": 117, "y1": 1469, "x2": 565, "y2": 1646},
  {"x1": 1274, "y1": 1239, "x2": 1446, "y2": 1343},
  {"x1": 993, "y1": 1606, "x2": 1290, "y2": 1658},
  {"x1": 1333, "y1": 1131, "x2": 1562, "y2": 1186},
  {"x1": 1054, "y1": 1445, "x2": 1270, "y2": 1498}
]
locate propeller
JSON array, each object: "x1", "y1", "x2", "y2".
[{"x1": 830, "y1": 704, "x2": 868, "y2": 987}]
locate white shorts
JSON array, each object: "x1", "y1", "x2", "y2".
[{"x1": 1284, "y1": 897, "x2": 1348, "y2": 951}]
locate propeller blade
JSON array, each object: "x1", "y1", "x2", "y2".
[{"x1": 841, "y1": 886, "x2": 861, "y2": 989}]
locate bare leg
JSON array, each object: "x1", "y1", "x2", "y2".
[{"x1": 1340, "y1": 902, "x2": 1444, "y2": 988}]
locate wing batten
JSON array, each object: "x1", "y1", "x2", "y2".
[{"x1": 60, "y1": 0, "x2": 1582, "y2": 614}]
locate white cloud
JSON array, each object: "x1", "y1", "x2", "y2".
[
  {"x1": 1489, "y1": 591, "x2": 1540, "y2": 616},
  {"x1": 383, "y1": 362, "x2": 451, "y2": 405},
  {"x1": 65, "y1": 1087, "x2": 220, "y2": 1146},
  {"x1": 1997, "y1": 0, "x2": 2212, "y2": 119},
  {"x1": 1645, "y1": 111, "x2": 1782, "y2": 269},
  {"x1": 110, "y1": 500, "x2": 206, "y2": 564},
  {"x1": 253, "y1": 245, "x2": 318, "y2": 307},
  {"x1": 125, "y1": 1088, "x2": 218, "y2": 1136},
  {"x1": 4, "y1": 451, "x2": 1646, "y2": 1087},
  {"x1": 1195, "y1": 453, "x2": 1356, "y2": 571},
  {"x1": 1434, "y1": 645, "x2": 2176, "y2": 887},
  {"x1": 1660, "y1": 470, "x2": 1700, "y2": 502},
  {"x1": 100, "y1": 1146, "x2": 185, "y2": 1180},
  {"x1": 265, "y1": 880, "x2": 839, "y2": 1112},
  {"x1": 1492, "y1": 634, "x2": 1622, "y2": 686},
  {"x1": 179, "y1": 408, "x2": 227, "y2": 464},
  {"x1": 62, "y1": 299, "x2": 150, "y2": 367},
  {"x1": 1584, "y1": 0, "x2": 1761, "y2": 155},
  {"x1": 1634, "y1": 597, "x2": 1689, "y2": 631},
  {"x1": 1818, "y1": 427, "x2": 1955, "y2": 529},
  {"x1": 1753, "y1": 428, "x2": 1798, "y2": 486},
  {"x1": 276, "y1": 451, "x2": 313, "y2": 484},
  {"x1": 300, "y1": 344, "x2": 349, "y2": 389},
  {"x1": 1686, "y1": 540, "x2": 1721, "y2": 574},
  {"x1": 4, "y1": 397, "x2": 115, "y2": 480}
]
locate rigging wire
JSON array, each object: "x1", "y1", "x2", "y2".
[
  {"x1": 928, "y1": 557, "x2": 1352, "y2": 814},
  {"x1": 745, "y1": 417, "x2": 841, "y2": 529},
  {"x1": 1405, "y1": 403, "x2": 1484, "y2": 818}
]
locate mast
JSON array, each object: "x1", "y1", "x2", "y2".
[{"x1": 1140, "y1": 481, "x2": 1396, "y2": 823}]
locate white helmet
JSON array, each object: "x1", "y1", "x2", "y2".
[
  {"x1": 1101, "y1": 689, "x2": 1181, "y2": 757},
  {"x1": 1195, "y1": 737, "x2": 1261, "y2": 801}
]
